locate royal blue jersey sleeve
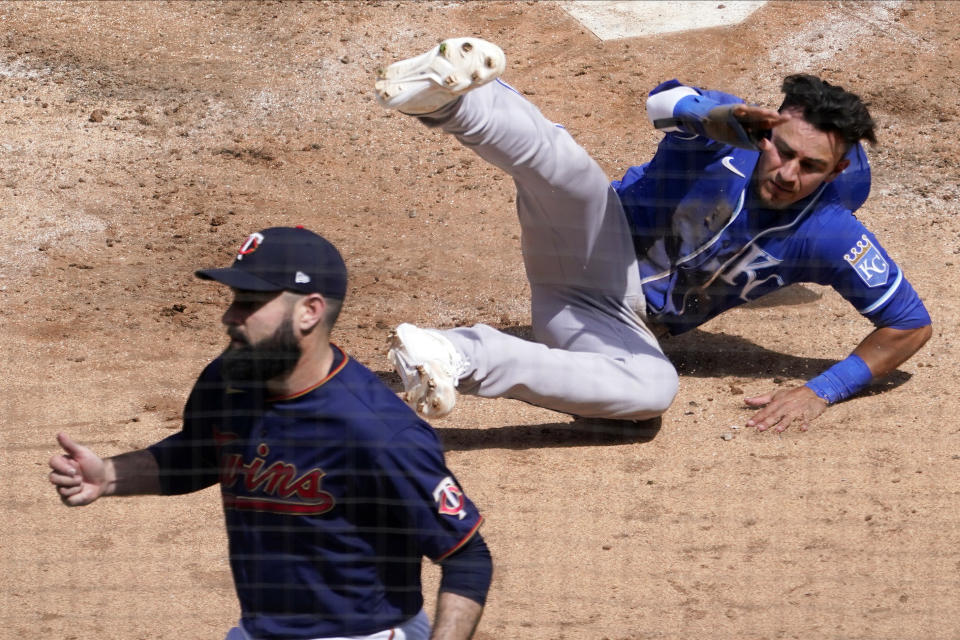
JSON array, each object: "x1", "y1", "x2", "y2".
[
  {"x1": 147, "y1": 362, "x2": 222, "y2": 495},
  {"x1": 798, "y1": 209, "x2": 931, "y2": 329},
  {"x1": 377, "y1": 423, "x2": 484, "y2": 563}
]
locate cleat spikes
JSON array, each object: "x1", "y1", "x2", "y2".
[
  {"x1": 385, "y1": 323, "x2": 469, "y2": 419},
  {"x1": 373, "y1": 37, "x2": 506, "y2": 115}
]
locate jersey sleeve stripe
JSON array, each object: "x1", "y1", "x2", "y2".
[
  {"x1": 435, "y1": 515, "x2": 485, "y2": 562},
  {"x1": 859, "y1": 269, "x2": 903, "y2": 314}
]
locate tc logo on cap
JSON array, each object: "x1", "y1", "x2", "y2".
[{"x1": 236, "y1": 232, "x2": 265, "y2": 261}]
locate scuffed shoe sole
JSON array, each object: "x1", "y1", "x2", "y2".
[
  {"x1": 375, "y1": 37, "x2": 506, "y2": 114},
  {"x1": 387, "y1": 327, "x2": 460, "y2": 419}
]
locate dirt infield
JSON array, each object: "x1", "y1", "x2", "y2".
[{"x1": 4, "y1": 1, "x2": 959, "y2": 638}]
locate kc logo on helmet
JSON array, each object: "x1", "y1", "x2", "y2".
[
  {"x1": 433, "y1": 476, "x2": 467, "y2": 520},
  {"x1": 236, "y1": 232, "x2": 265, "y2": 261}
]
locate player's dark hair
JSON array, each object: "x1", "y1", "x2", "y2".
[
  {"x1": 778, "y1": 74, "x2": 877, "y2": 147},
  {"x1": 323, "y1": 297, "x2": 343, "y2": 331}
]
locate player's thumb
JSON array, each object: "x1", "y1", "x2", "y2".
[
  {"x1": 63, "y1": 491, "x2": 96, "y2": 508},
  {"x1": 744, "y1": 393, "x2": 772, "y2": 407},
  {"x1": 56, "y1": 432, "x2": 87, "y2": 457}
]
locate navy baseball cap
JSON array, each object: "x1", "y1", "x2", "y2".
[{"x1": 196, "y1": 226, "x2": 348, "y2": 299}]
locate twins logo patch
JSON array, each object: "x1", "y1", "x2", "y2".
[
  {"x1": 236, "y1": 232, "x2": 265, "y2": 261},
  {"x1": 844, "y1": 234, "x2": 889, "y2": 288},
  {"x1": 433, "y1": 476, "x2": 467, "y2": 520}
]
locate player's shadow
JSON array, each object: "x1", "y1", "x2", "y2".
[
  {"x1": 660, "y1": 328, "x2": 913, "y2": 395},
  {"x1": 658, "y1": 284, "x2": 911, "y2": 392},
  {"x1": 377, "y1": 365, "x2": 661, "y2": 450},
  {"x1": 436, "y1": 416, "x2": 662, "y2": 452},
  {"x1": 494, "y1": 311, "x2": 913, "y2": 392}
]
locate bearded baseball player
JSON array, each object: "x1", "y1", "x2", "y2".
[
  {"x1": 373, "y1": 37, "x2": 931, "y2": 432},
  {"x1": 48, "y1": 227, "x2": 492, "y2": 640}
]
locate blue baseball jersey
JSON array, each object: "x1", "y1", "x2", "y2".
[
  {"x1": 614, "y1": 80, "x2": 930, "y2": 336},
  {"x1": 148, "y1": 345, "x2": 483, "y2": 639}
]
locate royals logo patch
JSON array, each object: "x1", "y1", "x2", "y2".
[
  {"x1": 844, "y1": 234, "x2": 889, "y2": 288},
  {"x1": 433, "y1": 476, "x2": 467, "y2": 520}
]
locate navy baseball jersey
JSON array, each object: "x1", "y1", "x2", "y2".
[
  {"x1": 614, "y1": 80, "x2": 930, "y2": 335},
  {"x1": 148, "y1": 345, "x2": 483, "y2": 639}
]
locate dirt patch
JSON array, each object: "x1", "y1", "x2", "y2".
[{"x1": 4, "y1": 2, "x2": 958, "y2": 639}]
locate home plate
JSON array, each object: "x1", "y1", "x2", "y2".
[{"x1": 558, "y1": 1, "x2": 768, "y2": 40}]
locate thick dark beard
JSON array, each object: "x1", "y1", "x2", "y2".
[{"x1": 221, "y1": 319, "x2": 302, "y2": 386}]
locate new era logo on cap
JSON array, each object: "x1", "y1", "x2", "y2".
[{"x1": 195, "y1": 227, "x2": 347, "y2": 299}]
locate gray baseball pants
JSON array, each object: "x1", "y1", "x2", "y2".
[{"x1": 418, "y1": 80, "x2": 678, "y2": 420}]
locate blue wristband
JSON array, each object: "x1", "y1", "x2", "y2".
[{"x1": 805, "y1": 355, "x2": 873, "y2": 404}]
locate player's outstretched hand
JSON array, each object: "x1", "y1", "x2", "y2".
[
  {"x1": 731, "y1": 104, "x2": 790, "y2": 133},
  {"x1": 702, "y1": 104, "x2": 790, "y2": 149},
  {"x1": 48, "y1": 432, "x2": 108, "y2": 506},
  {"x1": 744, "y1": 385, "x2": 828, "y2": 433}
]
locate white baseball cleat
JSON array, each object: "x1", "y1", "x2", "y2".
[
  {"x1": 375, "y1": 37, "x2": 506, "y2": 115},
  {"x1": 388, "y1": 323, "x2": 469, "y2": 419}
]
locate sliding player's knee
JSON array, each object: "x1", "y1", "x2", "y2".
[{"x1": 625, "y1": 358, "x2": 678, "y2": 417}]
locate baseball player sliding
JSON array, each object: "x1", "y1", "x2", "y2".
[
  {"x1": 374, "y1": 37, "x2": 931, "y2": 432},
  {"x1": 49, "y1": 227, "x2": 492, "y2": 640}
]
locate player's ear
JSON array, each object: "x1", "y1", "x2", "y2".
[
  {"x1": 823, "y1": 157, "x2": 850, "y2": 183},
  {"x1": 295, "y1": 293, "x2": 327, "y2": 333}
]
